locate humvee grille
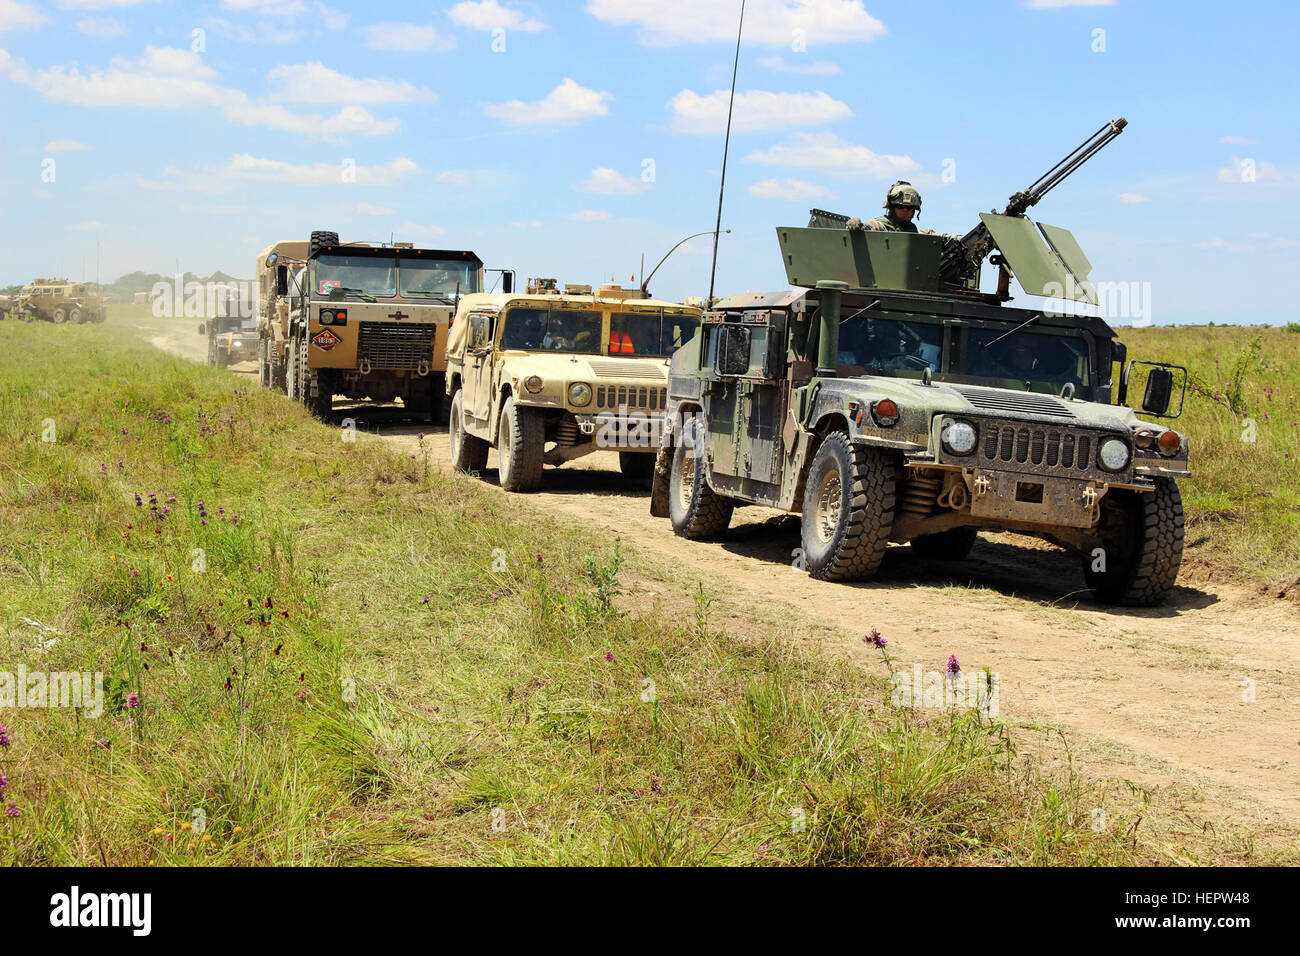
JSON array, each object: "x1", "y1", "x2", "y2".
[
  {"x1": 594, "y1": 385, "x2": 668, "y2": 411},
  {"x1": 357, "y1": 322, "x2": 436, "y2": 370},
  {"x1": 979, "y1": 421, "x2": 1105, "y2": 476}
]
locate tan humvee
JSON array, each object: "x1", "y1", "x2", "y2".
[
  {"x1": 446, "y1": 279, "x2": 702, "y2": 491},
  {"x1": 15, "y1": 279, "x2": 106, "y2": 324}
]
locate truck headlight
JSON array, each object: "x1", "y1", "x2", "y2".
[
  {"x1": 568, "y1": 382, "x2": 592, "y2": 407},
  {"x1": 524, "y1": 375, "x2": 544, "y2": 394},
  {"x1": 320, "y1": 310, "x2": 336, "y2": 325},
  {"x1": 941, "y1": 418, "x2": 978, "y2": 456},
  {"x1": 1098, "y1": 437, "x2": 1131, "y2": 472}
]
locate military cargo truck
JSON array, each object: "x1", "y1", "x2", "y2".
[
  {"x1": 199, "y1": 297, "x2": 259, "y2": 368},
  {"x1": 256, "y1": 232, "x2": 483, "y2": 420},
  {"x1": 651, "y1": 119, "x2": 1192, "y2": 606},
  {"x1": 14, "y1": 279, "x2": 106, "y2": 323},
  {"x1": 446, "y1": 279, "x2": 702, "y2": 491}
]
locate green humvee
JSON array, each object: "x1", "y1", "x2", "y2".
[{"x1": 651, "y1": 120, "x2": 1191, "y2": 606}]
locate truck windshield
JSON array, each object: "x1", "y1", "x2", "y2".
[
  {"x1": 610, "y1": 312, "x2": 701, "y2": 358},
  {"x1": 313, "y1": 255, "x2": 396, "y2": 298},
  {"x1": 500, "y1": 308, "x2": 603, "y2": 354},
  {"x1": 399, "y1": 259, "x2": 480, "y2": 298},
  {"x1": 838, "y1": 316, "x2": 942, "y2": 374},
  {"x1": 964, "y1": 327, "x2": 1090, "y2": 388}
]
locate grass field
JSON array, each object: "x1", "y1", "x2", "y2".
[
  {"x1": 1119, "y1": 325, "x2": 1300, "y2": 594},
  {"x1": 1, "y1": 316, "x2": 1265, "y2": 866}
]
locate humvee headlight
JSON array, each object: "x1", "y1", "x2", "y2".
[
  {"x1": 941, "y1": 418, "x2": 978, "y2": 456},
  {"x1": 1157, "y1": 430, "x2": 1182, "y2": 457},
  {"x1": 524, "y1": 375, "x2": 544, "y2": 394},
  {"x1": 871, "y1": 399, "x2": 901, "y2": 427},
  {"x1": 1098, "y1": 438, "x2": 1131, "y2": 472},
  {"x1": 320, "y1": 310, "x2": 336, "y2": 325},
  {"x1": 568, "y1": 382, "x2": 592, "y2": 407}
]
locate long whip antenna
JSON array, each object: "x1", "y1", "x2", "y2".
[{"x1": 706, "y1": 0, "x2": 745, "y2": 308}]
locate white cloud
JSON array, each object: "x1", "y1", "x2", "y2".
[
  {"x1": 579, "y1": 167, "x2": 650, "y2": 195},
  {"x1": 363, "y1": 22, "x2": 454, "y2": 52},
  {"x1": 1198, "y1": 238, "x2": 1250, "y2": 253},
  {"x1": 222, "y1": 154, "x2": 420, "y2": 185},
  {"x1": 219, "y1": 0, "x2": 307, "y2": 16},
  {"x1": 393, "y1": 221, "x2": 446, "y2": 239},
  {"x1": 587, "y1": 0, "x2": 885, "y2": 46},
  {"x1": 59, "y1": 0, "x2": 158, "y2": 9},
  {"x1": 1117, "y1": 192, "x2": 1150, "y2": 204},
  {"x1": 669, "y1": 88, "x2": 851, "y2": 134},
  {"x1": 315, "y1": 2, "x2": 347, "y2": 29},
  {"x1": 758, "y1": 55, "x2": 841, "y2": 75},
  {"x1": 450, "y1": 0, "x2": 546, "y2": 32},
  {"x1": 745, "y1": 132, "x2": 919, "y2": 179},
  {"x1": 749, "y1": 177, "x2": 835, "y2": 201},
  {"x1": 75, "y1": 15, "x2": 125, "y2": 37},
  {"x1": 571, "y1": 210, "x2": 611, "y2": 222},
  {"x1": 1026, "y1": 0, "x2": 1114, "y2": 7},
  {"x1": 203, "y1": 17, "x2": 301, "y2": 44},
  {"x1": 1217, "y1": 155, "x2": 1298, "y2": 186},
  {"x1": 1219, "y1": 135, "x2": 1256, "y2": 145},
  {"x1": 0, "y1": 0, "x2": 47, "y2": 30},
  {"x1": 356, "y1": 202, "x2": 394, "y2": 216},
  {"x1": 484, "y1": 78, "x2": 611, "y2": 126},
  {"x1": 44, "y1": 139, "x2": 88, "y2": 152},
  {"x1": 267, "y1": 62, "x2": 433, "y2": 104},
  {"x1": 67, "y1": 221, "x2": 109, "y2": 231},
  {"x1": 437, "y1": 170, "x2": 472, "y2": 187}
]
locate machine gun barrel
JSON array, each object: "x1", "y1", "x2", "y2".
[{"x1": 941, "y1": 117, "x2": 1127, "y2": 285}]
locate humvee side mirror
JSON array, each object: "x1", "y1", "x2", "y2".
[
  {"x1": 502, "y1": 272, "x2": 514, "y2": 294},
  {"x1": 716, "y1": 325, "x2": 751, "y2": 377},
  {"x1": 1142, "y1": 366, "x2": 1174, "y2": 416},
  {"x1": 197, "y1": 323, "x2": 206, "y2": 335},
  {"x1": 276, "y1": 266, "x2": 289, "y2": 297},
  {"x1": 266, "y1": 253, "x2": 278, "y2": 268}
]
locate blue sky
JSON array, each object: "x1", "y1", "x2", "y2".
[{"x1": 1, "y1": 0, "x2": 1296, "y2": 324}]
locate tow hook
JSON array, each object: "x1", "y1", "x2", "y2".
[
  {"x1": 359, "y1": 358, "x2": 371, "y2": 376},
  {"x1": 417, "y1": 360, "x2": 430, "y2": 377}
]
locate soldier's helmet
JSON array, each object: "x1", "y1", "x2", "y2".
[{"x1": 883, "y1": 180, "x2": 922, "y2": 210}]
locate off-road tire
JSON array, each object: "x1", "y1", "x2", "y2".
[
  {"x1": 669, "y1": 419, "x2": 734, "y2": 540},
  {"x1": 286, "y1": 336, "x2": 300, "y2": 401},
  {"x1": 52, "y1": 307, "x2": 67, "y2": 324},
  {"x1": 309, "y1": 230, "x2": 340, "y2": 260},
  {"x1": 619, "y1": 451, "x2": 655, "y2": 481},
  {"x1": 1084, "y1": 478, "x2": 1184, "y2": 607},
  {"x1": 910, "y1": 527, "x2": 979, "y2": 561},
  {"x1": 70, "y1": 307, "x2": 84, "y2": 324},
  {"x1": 801, "y1": 433, "x2": 896, "y2": 581},
  {"x1": 450, "y1": 389, "x2": 489, "y2": 474},
  {"x1": 299, "y1": 337, "x2": 332, "y2": 419},
  {"x1": 497, "y1": 396, "x2": 544, "y2": 492}
]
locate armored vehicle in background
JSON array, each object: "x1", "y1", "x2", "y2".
[
  {"x1": 257, "y1": 232, "x2": 484, "y2": 421},
  {"x1": 15, "y1": 279, "x2": 106, "y2": 324},
  {"x1": 447, "y1": 279, "x2": 702, "y2": 491},
  {"x1": 199, "y1": 297, "x2": 258, "y2": 368},
  {"x1": 651, "y1": 119, "x2": 1192, "y2": 606}
]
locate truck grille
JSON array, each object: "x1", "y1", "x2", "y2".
[
  {"x1": 594, "y1": 385, "x2": 668, "y2": 411},
  {"x1": 951, "y1": 384, "x2": 1076, "y2": 419},
  {"x1": 979, "y1": 421, "x2": 1106, "y2": 476},
  {"x1": 357, "y1": 322, "x2": 436, "y2": 371}
]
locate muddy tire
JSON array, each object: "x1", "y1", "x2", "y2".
[
  {"x1": 450, "y1": 389, "x2": 489, "y2": 474},
  {"x1": 619, "y1": 452, "x2": 655, "y2": 481},
  {"x1": 669, "y1": 419, "x2": 733, "y2": 540},
  {"x1": 1084, "y1": 478, "x2": 1184, "y2": 607},
  {"x1": 801, "y1": 433, "x2": 896, "y2": 581},
  {"x1": 910, "y1": 527, "x2": 978, "y2": 561},
  {"x1": 52, "y1": 307, "x2": 67, "y2": 324},
  {"x1": 300, "y1": 338, "x2": 332, "y2": 419},
  {"x1": 70, "y1": 307, "x2": 84, "y2": 324},
  {"x1": 309, "y1": 230, "x2": 339, "y2": 260},
  {"x1": 497, "y1": 396, "x2": 544, "y2": 492}
]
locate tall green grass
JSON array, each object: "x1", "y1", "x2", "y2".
[{"x1": 0, "y1": 319, "x2": 1258, "y2": 864}]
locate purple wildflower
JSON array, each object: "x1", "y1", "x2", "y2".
[
  {"x1": 95, "y1": 739, "x2": 110, "y2": 749},
  {"x1": 126, "y1": 692, "x2": 141, "y2": 709},
  {"x1": 604, "y1": 652, "x2": 615, "y2": 662},
  {"x1": 4, "y1": 804, "x2": 18, "y2": 818},
  {"x1": 946, "y1": 654, "x2": 961, "y2": 677},
  {"x1": 865, "y1": 629, "x2": 887, "y2": 649},
  {"x1": 0, "y1": 726, "x2": 10, "y2": 748}
]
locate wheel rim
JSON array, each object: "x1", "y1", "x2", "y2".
[{"x1": 814, "y1": 468, "x2": 843, "y2": 544}]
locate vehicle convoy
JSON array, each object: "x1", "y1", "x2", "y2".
[
  {"x1": 651, "y1": 118, "x2": 1193, "y2": 606},
  {"x1": 199, "y1": 298, "x2": 259, "y2": 368},
  {"x1": 14, "y1": 278, "x2": 107, "y2": 324},
  {"x1": 256, "y1": 232, "x2": 484, "y2": 421},
  {"x1": 446, "y1": 278, "x2": 702, "y2": 491}
]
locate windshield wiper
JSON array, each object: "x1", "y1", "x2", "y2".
[
  {"x1": 334, "y1": 287, "x2": 378, "y2": 302},
  {"x1": 982, "y1": 313, "x2": 1042, "y2": 349},
  {"x1": 402, "y1": 290, "x2": 456, "y2": 302}
]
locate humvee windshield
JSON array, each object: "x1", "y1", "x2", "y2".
[
  {"x1": 964, "y1": 327, "x2": 1090, "y2": 388},
  {"x1": 610, "y1": 312, "x2": 701, "y2": 358},
  {"x1": 314, "y1": 255, "x2": 396, "y2": 298},
  {"x1": 399, "y1": 258, "x2": 480, "y2": 298},
  {"x1": 500, "y1": 308, "x2": 603, "y2": 354},
  {"x1": 838, "y1": 316, "x2": 942, "y2": 373}
]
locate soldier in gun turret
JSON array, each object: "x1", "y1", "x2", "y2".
[{"x1": 847, "y1": 181, "x2": 934, "y2": 234}]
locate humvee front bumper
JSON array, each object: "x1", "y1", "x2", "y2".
[
  {"x1": 963, "y1": 467, "x2": 1108, "y2": 530},
  {"x1": 575, "y1": 411, "x2": 662, "y2": 452}
]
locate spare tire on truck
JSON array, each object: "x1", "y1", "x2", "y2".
[{"x1": 309, "y1": 231, "x2": 340, "y2": 260}]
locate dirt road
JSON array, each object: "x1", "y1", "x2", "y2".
[{"x1": 138, "y1": 315, "x2": 1300, "y2": 845}]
